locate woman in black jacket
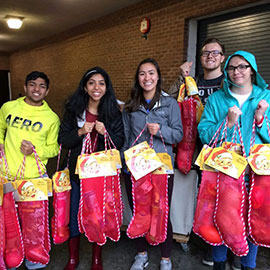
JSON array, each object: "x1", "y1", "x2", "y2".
[{"x1": 58, "y1": 67, "x2": 124, "y2": 270}]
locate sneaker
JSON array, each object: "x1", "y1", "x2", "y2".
[
  {"x1": 130, "y1": 253, "x2": 149, "y2": 270},
  {"x1": 232, "y1": 255, "x2": 241, "y2": 270},
  {"x1": 180, "y1": 242, "x2": 190, "y2": 252},
  {"x1": 202, "y1": 246, "x2": 214, "y2": 267},
  {"x1": 160, "y1": 259, "x2": 172, "y2": 270}
]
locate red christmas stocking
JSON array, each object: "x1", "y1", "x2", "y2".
[
  {"x1": 80, "y1": 177, "x2": 106, "y2": 245},
  {"x1": 214, "y1": 172, "x2": 249, "y2": 256},
  {"x1": 3, "y1": 192, "x2": 24, "y2": 269},
  {"x1": 17, "y1": 200, "x2": 50, "y2": 265},
  {"x1": 0, "y1": 204, "x2": 7, "y2": 269},
  {"x1": 249, "y1": 173, "x2": 270, "y2": 247},
  {"x1": 175, "y1": 98, "x2": 197, "y2": 174},
  {"x1": 127, "y1": 174, "x2": 153, "y2": 238},
  {"x1": 43, "y1": 200, "x2": 51, "y2": 255},
  {"x1": 104, "y1": 176, "x2": 120, "y2": 242},
  {"x1": 145, "y1": 174, "x2": 169, "y2": 245},
  {"x1": 113, "y1": 172, "x2": 123, "y2": 227},
  {"x1": 193, "y1": 171, "x2": 223, "y2": 245},
  {"x1": 51, "y1": 190, "x2": 70, "y2": 244}
]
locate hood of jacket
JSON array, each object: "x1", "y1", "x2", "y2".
[{"x1": 223, "y1": 50, "x2": 268, "y2": 94}]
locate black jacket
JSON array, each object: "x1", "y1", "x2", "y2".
[{"x1": 58, "y1": 110, "x2": 124, "y2": 184}]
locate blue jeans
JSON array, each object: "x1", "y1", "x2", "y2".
[
  {"x1": 213, "y1": 241, "x2": 258, "y2": 268},
  {"x1": 8, "y1": 259, "x2": 45, "y2": 269},
  {"x1": 69, "y1": 180, "x2": 81, "y2": 238}
]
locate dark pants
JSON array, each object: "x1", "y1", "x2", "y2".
[
  {"x1": 124, "y1": 172, "x2": 174, "y2": 258},
  {"x1": 69, "y1": 180, "x2": 81, "y2": 238}
]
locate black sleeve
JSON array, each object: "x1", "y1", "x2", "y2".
[
  {"x1": 98, "y1": 113, "x2": 125, "y2": 151},
  {"x1": 58, "y1": 111, "x2": 84, "y2": 149}
]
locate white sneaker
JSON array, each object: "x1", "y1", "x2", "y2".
[
  {"x1": 130, "y1": 253, "x2": 149, "y2": 270},
  {"x1": 160, "y1": 259, "x2": 172, "y2": 270}
]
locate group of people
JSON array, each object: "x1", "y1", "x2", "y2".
[{"x1": 0, "y1": 37, "x2": 269, "y2": 270}]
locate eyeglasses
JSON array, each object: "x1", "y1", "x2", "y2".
[
  {"x1": 226, "y1": 64, "x2": 251, "y2": 73},
  {"x1": 201, "y1": 50, "x2": 223, "y2": 57}
]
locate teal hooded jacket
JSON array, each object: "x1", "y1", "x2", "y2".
[{"x1": 198, "y1": 50, "x2": 270, "y2": 156}]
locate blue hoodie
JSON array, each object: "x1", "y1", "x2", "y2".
[{"x1": 198, "y1": 50, "x2": 270, "y2": 156}]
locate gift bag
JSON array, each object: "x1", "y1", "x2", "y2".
[
  {"x1": 15, "y1": 149, "x2": 51, "y2": 265},
  {"x1": 145, "y1": 137, "x2": 172, "y2": 245},
  {"x1": 193, "y1": 170, "x2": 223, "y2": 245},
  {"x1": 145, "y1": 173, "x2": 169, "y2": 245},
  {"x1": 248, "y1": 173, "x2": 270, "y2": 247},
  {"x1": 78, "y1": 130, "x2": 123, "y2": 245},
  {"x1": 1, "y1": 152, "x2": 24, "y2": 269},
  {"x1": 175, "y1": 77, "x2": 203, "y2": 174},
  {"x1": 248, "y1": 117, "x2": 270, "y2": 247},
  {"x1": 51, "y1": 146, "x2": 71, "y2": 245},
  {"x1": 193, "y1": 122, "x2": 225, "y2": 245},
  {"x1": 214, "y1": 172, "x2": 249, "y2": 256},
  {"x1": 126, "y1": 173, "x2": 153, "y2": 238},
  {"x1": 3, "y1": 192, "x2": 24, "y2": 269},
  {"x1": 126, "y1": 130, "x2": 171, "y2": 245},
  {"x1": 213, "y1": 122, "x2": 249, "y2": 256},
  {"x1": 0, "y1": 173, "x2": 6, "y2": 269}
]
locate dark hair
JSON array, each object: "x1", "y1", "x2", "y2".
[
  {"x1": 227, "y1": 55, "x2": 256, "y2": 84},
  {"x1": 25, "y1": 71, "x2": 50, "y2": 89},
  {"x1": 125, "y1": 58, "x2": 163, "y2": 113},
  {"x1": 200, "y1": 37, "x2": 225, "y2": 55},
  {"x1": 65, "y1": 67, "x2": 121, "y2": 126}
]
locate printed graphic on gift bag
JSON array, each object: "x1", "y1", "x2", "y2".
[
  {"x1": 77, "y1": 151, "x2": 117, "y2": 178},
  {"x1": 14, "y1": 179, "x2": 48, "y2": 202},
  {"x1": 152, "y1": 153, "x2": 173, "y2": 175},
  {"x1": 52, "y1": 169, "x2": 71, "y2": 193},
  {"x1": 195, "y1": 144, "x2": 215, "y2": 172},
  {"x1": 205, "y1": 147, "x2": 247, "y2": 179},
  {"x1": 124, "y1": 141, "x2": 162, "y2": 180}
]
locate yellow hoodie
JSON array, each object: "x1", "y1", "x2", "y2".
[{"x1": 0, "y1": 97, "x2": 60, "y2": 179}]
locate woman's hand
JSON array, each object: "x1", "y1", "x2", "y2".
[
  {"x1": 95, "y1": 120, "x2": 105, "y2": 135},
  {"x1": 78, "y1": 122, "x2": 95, "y2": 136},
  {"x1": 228, "y1": 106, "x2": 242, "y2": 128},
  {"x1": 255, "y1": 99, "x2": 269, "y2": 124},
  {"x1": 147, "y1": 123, "x2": 160, "y2": 136}
]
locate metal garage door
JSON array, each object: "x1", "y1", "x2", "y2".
[{"x1": 196, "y1": 3, "x2": 270, "y2": 85}]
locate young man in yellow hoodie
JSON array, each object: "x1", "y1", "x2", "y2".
[{"x1": 0, "y1": 71, "x2": 60, "y2": 270}]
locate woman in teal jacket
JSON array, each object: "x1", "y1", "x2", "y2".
[{"x1": 198, "y1": 50, "x2": 270, "y2": 270}]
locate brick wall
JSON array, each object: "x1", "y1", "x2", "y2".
[
  {"x1": 9, "y1": 0, "x2": 258, "y2": 117},
  {"x1": 0, "y1": 53, "x2": 9, "y2": 70}
]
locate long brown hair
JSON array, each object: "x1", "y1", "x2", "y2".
[{"x1": 125, "y1": 58, "x2": 163, "y2": 113}]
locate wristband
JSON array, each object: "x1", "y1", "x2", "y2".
[{"x1": 255, "y1": 115, "x2": 264, "y2": 127}]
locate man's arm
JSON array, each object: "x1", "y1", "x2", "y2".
[
  {"x1": 0, "y1": 104, "x2": 7, "y2": 145},
  {"x1": 34, "y1": 117, "x2": 60, "y2": 159},
  {"x1": 167, "y1": 61, "x2": 193, "y2": 99}
]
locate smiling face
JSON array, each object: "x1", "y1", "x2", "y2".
[
  {"x1": 84, "y1": 73, "x2": 106, "y2": 103},
  {"x1": 58, "y1": 174, "x2": 69, "y2": 187},
  {"x1": 200, "y1": 42, "x2": 225, "y2": 72},
  {"x1": 24, "y1": 77, "x2": 49, "y2": 106},
  {"x1": 138, "y1": 62, "x2": 159, "y2": 99},
  {"x1": 22, "y1": 185, "x2": 37, "y2": 198},
  {"x1": 227, "y1": 56, "x2": 253, "y2": 88}
]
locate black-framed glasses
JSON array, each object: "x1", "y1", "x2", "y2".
[
  {"x1": 201, "y1": 50, "x2": 223, "y2": 57},
  {"x1": 226, "y1": 64, "x2": 251, "y2": 73}
]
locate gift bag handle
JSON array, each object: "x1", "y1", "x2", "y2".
[
  {"x1": 0, "y1": 150, "x2": 12, "y2": 182},
  {"x1": 56, "y1": 144, "x2": 71, "y2": 172},
  {"x1": 15, "y1": 146, "x2": 48, "y2": 180}
]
